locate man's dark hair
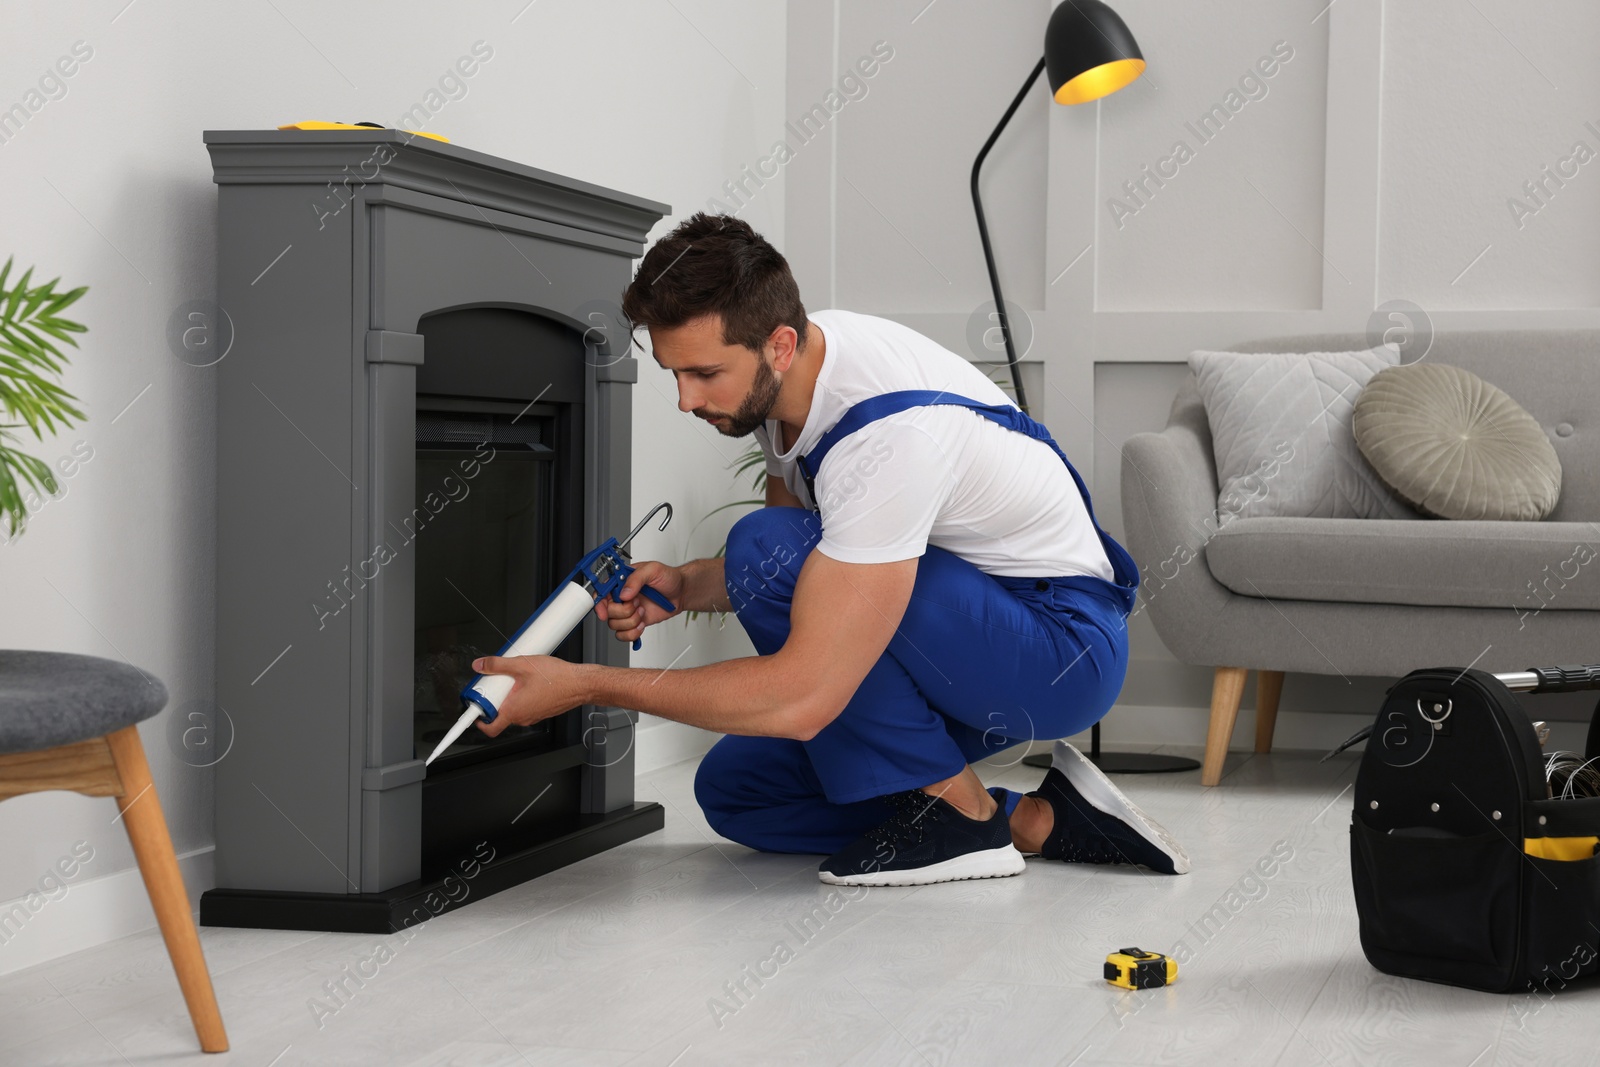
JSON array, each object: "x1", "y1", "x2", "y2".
[{"x1": 620, "y1": 212, "x2": 808, "y2": 355}]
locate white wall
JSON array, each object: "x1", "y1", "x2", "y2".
[
  {"x1": 786, "y1": 0, "x2": 1600, "y2": 750},
  {"x1": 0, "y1": 0, "x2": 782, "y2": 970}
]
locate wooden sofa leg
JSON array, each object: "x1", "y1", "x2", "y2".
[
  {"x1": 1255, "y1": 670, "x2": 1285, "y2": 754},
  {"x1": 104, "y1": 726, "x2": 230, "y2": 1054},
  {"x1": 1202, "y1": 666, "x2": 1249, "y2": 786}
]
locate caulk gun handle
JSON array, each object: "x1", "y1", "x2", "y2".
[
  {"x1": 623, "y1": 587, "x2": 678, "y2": 652},
  {"x1": 638, "y1": 586, "x2": 676, "y2": 615}
]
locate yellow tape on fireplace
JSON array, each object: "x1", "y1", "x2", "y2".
[
  {"x1": 1525, "y1": 836, "x2": 1600, "y2": 861},
  {"x1": 278, "y1": 121, "x2": 449, "y2": 143}
]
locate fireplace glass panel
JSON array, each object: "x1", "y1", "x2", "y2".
[{"x1": 412, "y1": 406, "x2": 568, "y2": 764}]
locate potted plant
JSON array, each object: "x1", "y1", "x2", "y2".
[{"x1": 0, "y1": 257, "x2": 88, "y2": 543}]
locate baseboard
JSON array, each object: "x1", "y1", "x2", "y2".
[
  {"x1": 1073, "y1": 703, "x2": 1372, "y2": 755},
  {"x1": 1061, "y1": 703, "x2": 1589, "y2": 759},
  {"x1": 633, "y1": 717, "x2": 718, "y2": 774},
  {"x1": 0, "y1": 845, "x2": 214, "y2": 978}
]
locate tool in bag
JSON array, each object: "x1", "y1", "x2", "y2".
[
  {"x1": 423, "y1": 503, "x2": 677, "y2": 766},
  {"x1": 1347, "y1": 664, "x2": 1600, "y2": 993}
]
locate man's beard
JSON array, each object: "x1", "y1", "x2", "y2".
[{"x1": 705, "y1": 354, "x2": 782, "y2": 437}]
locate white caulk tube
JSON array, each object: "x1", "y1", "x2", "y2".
[{"x1": 423, "y1": 582, "x2": 596, "y2": 765}]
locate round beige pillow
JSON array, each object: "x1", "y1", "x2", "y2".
[{"x1": 1352, "y1": 363, "x2": 1561, "y2": 521}]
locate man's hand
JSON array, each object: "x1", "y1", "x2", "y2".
[
  {"x1": 595, "y1": 561, "x2": 685, "y2": 643},
  {"x1": 469, "y1": 654, "x2": 589, "y2": 737}
]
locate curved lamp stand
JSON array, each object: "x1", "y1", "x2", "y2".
[
  {"x1": 970, "y1": 56, "x2": 1048, "y2": 416},
  {"x1": 974, "y1": 1, "x2": 1199, "y2": 775}
]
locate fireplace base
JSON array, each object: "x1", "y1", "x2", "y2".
[{"x1": 199, "y1": 802, "x2": 664, "y2": 934}]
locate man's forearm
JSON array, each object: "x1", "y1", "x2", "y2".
[
  {"x1": 574, "y1": 654, "x2": 818, "y2": 740},
  {"x1": 676, "y1": 556, "x2": 730, "y2": 614}
]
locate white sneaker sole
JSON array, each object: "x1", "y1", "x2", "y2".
[
  {"x1": 818, "y1": 843, "x2": 1026, "y2": 887},
  {"x1": 1053, "y1": 741, "x2": 1191, "y2": 874}
]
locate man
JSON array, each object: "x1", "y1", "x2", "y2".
[{"x1": 471, "y1": 212, "x2": 1189, "y2": 886}]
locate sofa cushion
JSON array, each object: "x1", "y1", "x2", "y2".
[
  {"x1": 1353, "y1": 362, "x2": 1562, "y2": 521},
  {"x1": 1188, "y1": 347, "x2": 1419, "y2": 522},
  {"x1": 1205, "y1": 516, "x2": 1600, "y2": 614}
]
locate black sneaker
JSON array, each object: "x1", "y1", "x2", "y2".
[
  {"x1": 1025, "y1": 741, "x2": 1190, "y2": 874},
  {"x1": 818, "y1": 788, "x2": 1026, "y2": 887}
]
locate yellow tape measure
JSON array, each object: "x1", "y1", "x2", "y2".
[
  {"x1": 277, "y1": 121, "x2": 450, "y2": 143},
  {"x1": 1524, "y1": 836, "x2": 1600, "y2": 861},
  {"x1": 1104, "y1": 947, "x2": 1177, "y2": 990}
]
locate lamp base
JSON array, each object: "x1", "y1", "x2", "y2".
[
  {"x1": 1022, "y1": 750, "x2": 1201, "y2": 774},
  {"x1": 1021, "y1": 722, "x2": 1201, "y2": 774}
]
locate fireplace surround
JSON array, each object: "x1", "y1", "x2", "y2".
[{"x1": 199, "y1": 129, "x2": 669, "y2": 933}]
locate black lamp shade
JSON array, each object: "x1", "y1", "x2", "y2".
[{"x1": 1045, "y1": 0, "x2": 1145, "y2": 105}]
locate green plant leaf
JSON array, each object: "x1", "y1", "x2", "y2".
[
  {"x1": 0, "y1": 259, "x2": 89, "y2": 542},
  {"x1": 731, "y1": 441, "x2": 771, "y2": 492},
  {"x1": 44, "y1": 283, "x2": 87, "y2": 316},
  {"x1": 9, "y1": 319, "x2": 67, "y2": 365},
  {"x1": 18, "y1": 281, "x2": 52, "y2": 323},
  {"x1": 3, "y1": 267, "x2": 34, "y2": 324},
  {"x1": 0, "y1": 429, "x2": 62, "y2": 541},
  {"x1": 37, "y1": 315, "x2": 88, "y2": 341},
  {"x1": 733, "y1": 450, "x2": 767, "y2": 474},
  {"x1": 683, "y1": 443, "x2": 772, "y2": 622}
]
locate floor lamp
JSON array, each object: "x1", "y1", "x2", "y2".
[{"x1": 972, "y1": 1, "x2": 1200, "y2": 774}]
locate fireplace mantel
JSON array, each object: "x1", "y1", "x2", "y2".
[
  {"x1": 201, "y1": 130, "x2": 670, "y2": 933},
  {"x1": 204, "y1": 129, "x2": 665, "y2": 244}
]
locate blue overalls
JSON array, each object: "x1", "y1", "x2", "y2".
[{"x1": 693, "y1": 391, "x2": 1141, "y2": 854}]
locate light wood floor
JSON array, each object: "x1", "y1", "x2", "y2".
[{"x1": 3, "y1": 744, "x2": 1598, "y2": 1066}]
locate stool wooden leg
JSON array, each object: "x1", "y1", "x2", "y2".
[
  {"x1": 1202, "y1": 666, "x2": 1249, "y2": 787},
  {"x1": 104, "y1": 725, "x2": 229, "y2": 1054},
  {"x1": 1255, "y1": 670, "x2": 1285, "y2": 754}
]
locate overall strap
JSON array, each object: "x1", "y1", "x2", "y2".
[
  {"x1": 798, "y1": 391, "x2": 1009, "y2": 482},
  {"x1": 797, "y1": 390, "x2": 1139, "y2": 610}
]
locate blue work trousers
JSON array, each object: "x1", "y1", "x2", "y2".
[{"x1": 692, "y1": 506, "x2": 1131, "y2": 854}]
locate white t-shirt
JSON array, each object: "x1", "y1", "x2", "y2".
[{"x1": 750, "y1": 309, "x2": 1115, "y2": 580}]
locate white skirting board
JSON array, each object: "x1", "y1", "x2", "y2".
[
  {"x1": 633, "y1": 717, "x2": 719, "y2": 775},
  {"x1": 0, "y1": 845, "x2": 213, "y2": 978},
  {"x1": 1064, "y1": 703, "x2": 1588, "y2": 758},
  {"x1": 625, "y1": 704, "x2": 1579, "y2": 780}
]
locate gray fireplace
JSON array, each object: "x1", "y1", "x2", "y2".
[{"x1": 199, "y1": 129, "x2": 669, "y2": 933}]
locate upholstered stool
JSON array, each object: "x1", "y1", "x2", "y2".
[{"x1": 0, "y1": 650, "x2": 228, "y2": 1054}]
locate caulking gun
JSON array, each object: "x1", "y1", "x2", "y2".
[{"x1": 423, "y1": 502, "x2": 676, "y2": 766}]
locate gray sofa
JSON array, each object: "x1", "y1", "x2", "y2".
[{"x1": 1120, "y1": 330, "x2": 1600, "y2": 785}]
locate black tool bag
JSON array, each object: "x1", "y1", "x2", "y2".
[{"x1": 1349, "y1": 665, "x2": 1600, "y2": 993}]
